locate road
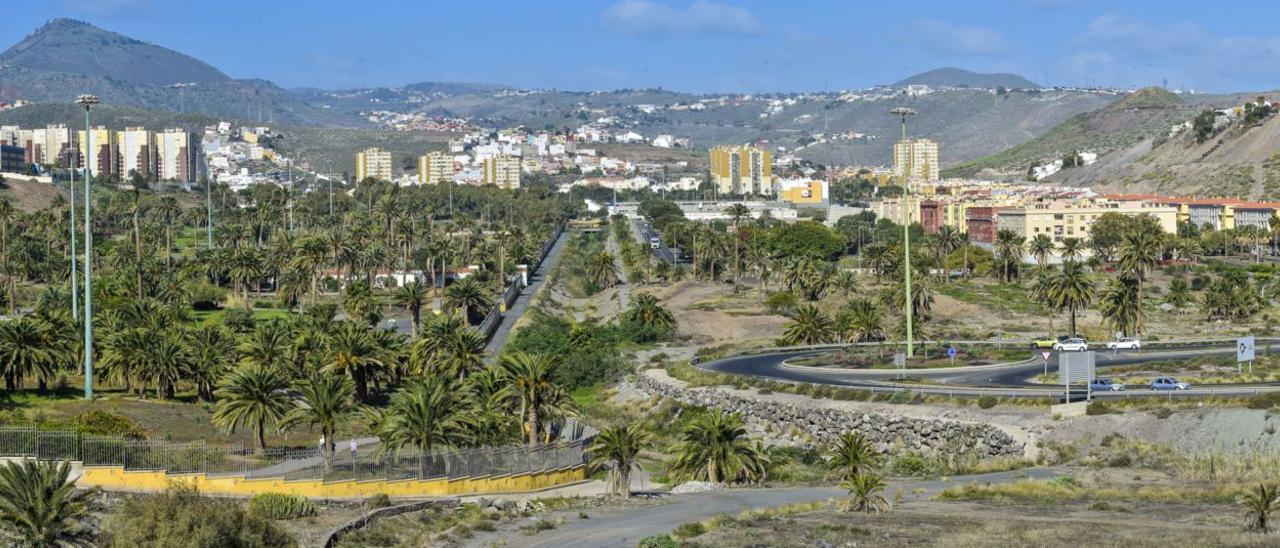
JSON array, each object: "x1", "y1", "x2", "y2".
[
  {"x1": 700, "y1": 341, "x2": 1280, "y2": 399},
  {"x1": 484, "y1": 229, "x2": 569, "y2": 355},
  {"x1": 489, "y1": 468, "x2": 1058, "y2": 548},
  {"x1": 631, "y1": 217, "x2": 679, "y2": 264}
]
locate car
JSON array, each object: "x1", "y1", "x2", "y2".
[
  {"x1": 1106, "y1": 337, "x2": 1142, "y2": 350},
  {"x1": 1030, "y1": 336, "x2": 1058, "y2": 349},
  {"x1": 1053, "y1": 338, "x2": 1089, "y2": 352},
  {"x1": 1150, "y1": 377, "x2": 1190, "y2": 391},
  {"x1": 1089, "y1": 378, "x2": 1125, "y2": 391}
]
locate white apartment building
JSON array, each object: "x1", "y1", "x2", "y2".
[
  {"x1": 482, "y1": 155, "x2": 521, "y2": 190},
  {"x1": 156, "y1": 129, "x2": 196, "y2": 182},
  {"x1": 417, "y1": 151, "x2": 455, "y2": 185},
  {"x1": 116, "y1": 127, "x2": 155, "y2": 180},
  {"x1": 892, "y1": 138, "x2": 940, "y2": 183}
]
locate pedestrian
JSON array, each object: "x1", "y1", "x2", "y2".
[
  {"x1": 319, "y1": 434, "x2": 325, "y2": 453},
  {"x1": 350, "y1": 439, "x2": 358, "y2": 458}
]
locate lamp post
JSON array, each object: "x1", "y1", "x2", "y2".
[
  {"x1": 77, "y1": 94, "x2": 98, "y2": 400},
  {"x1": 206, "y1": 176, "x2": 213, "y2": 249},
  {"x1": 890, "y1": 106, "x2": 916, "y2": 358},
  {"x1": 68, "y1": 150, "x2": 78, "y2": 318}
]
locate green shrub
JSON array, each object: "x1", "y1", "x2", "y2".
[
  {"x1": 764, "y1": 291, "x2": 798, "y2": 316},
  {"x1": 102, "y1": 484, "x2": 293, "y2": 547},
  {"x1": 222, "y1": 307, "x2": 254, "y2": 332},
  {"x1": 248, "y1": 492, "x2": 318, "y2": 520},
  {"x1": 673, "y1": 522, "x2": 706, "y2": 538},
  {"x1": 1247, "y1": 392, "x2": 1280, "y2": 410},
  {"x1": 1086, "y1": 401, "x2": 1117, "y2": 416},
  {"x1": 891, "y1": 453, "x2": 938, "y2": 477},
  {"x1": 977, "y1": 396, "x2": 998, "y2": 409},
  {"x1": 638, "y1": 534, "x2": 679, "y2": 548},
  {"x1": 362, "y1": 493, "x2": 392, "y2": 511},
  {"x1": 1151, "y1": 407, "x2": 1174, "y2": 419}
]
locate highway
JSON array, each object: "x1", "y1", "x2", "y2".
[{"x1": 698, "y1": 340, "x2": 1280, "y2": 399}]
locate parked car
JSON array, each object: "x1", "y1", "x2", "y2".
[
  {"x1": 1089, "y1": 378, "x2": 1125, "y2": 391},
  {"x1": 1030, "y1": 336, "x2": 1058, "y2": 349},
  {"x1": 1106, "y1": 337, "x2": 1142, "y2": 350},
  {"x1": 1150, "y1": 377, "x2": 1190, "y2": 391},
  {"x1": 1053, "y1": 338, "x2": 1089, "y2": 352}
]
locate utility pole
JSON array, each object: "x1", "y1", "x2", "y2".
[
  {"x1": 77, "y1": 94, "x2": 99, "y2": 400},
  {"x1": 69, "y1": 150, "x2": 78, "y2": 318},
  {"x1": 891, "y1": 107, "x2": 916, "y2": 358},
  {"x1": 206, "y1": 175, "x2": 213, "y2": 249}
]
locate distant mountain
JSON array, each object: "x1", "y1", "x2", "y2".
[
  {"x1": 1, "y1": 18, "x2": 229, "y2": 86},
  {"x1": 943, "y1": 87, "x2": 1192, "y2": 178},
  {"x1": 893, "y1": 68, "x2": 1039, "y2": 90}
]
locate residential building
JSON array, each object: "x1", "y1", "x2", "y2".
[
  {"x1": 76, "y1": 126, "x2": 118, "y2": 178},
  {"x1": 482, "y1": 155, "x2": 521, "y2": 189},
  {"x1": 892, "y1": 138, "x2": 939, "y2": 183},
  {"x1": 709, "y1": 145, "x2": 773, "y2": 195},
  {"x1": 116, "y1": 127, "x2": 156, "y2": 181},
  {"x1": 0, "y1": 144, "x2": 24, "y2": 173},
  {"x1": 776, "y1": 178, "x2": 827, "y2": 204},
  {"x1": 919, "y1": 201, "x2": 944, "y2": 234},
  {"x1": 355, "y1": 147, "x2": 393, "y2": 181},
  {"x1": 156, "y1": 129, "x2": 197, "y2": 182},
  {"x1": 966, "y1": 206, "x2": 1001, "y2": 243},
  {"x1": 996, "y1": 201, "x2": 1178, "y2": 252},
  {"x1": 417, "y1": 151, "x2": 454, "y2": 185},
  {"x1": 19, "y1": 125, "x2": 73, "y2": 167}
]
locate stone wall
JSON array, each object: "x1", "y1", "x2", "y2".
[{"x1": 632, "y1": 371, "x2": 1023, "y2": 457}]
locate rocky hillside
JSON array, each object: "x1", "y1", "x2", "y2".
[{"x1": 1047, "y1": 101, "x2": 1280, "y2": 199}]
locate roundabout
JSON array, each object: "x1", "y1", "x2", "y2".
[{"x1": 697, "y1": 339, "x2": 1280, "y2": 399}]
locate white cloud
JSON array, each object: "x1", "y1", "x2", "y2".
[
  {"x1": 902, "y1": 19, "x2": 1009, "y2": 56},
  {"x1": 602, "y1": 0, "x2": 761, "y2": 38}
]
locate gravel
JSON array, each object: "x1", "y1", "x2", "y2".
[{"x1": 670, "y1": 481, "x2": 724, "y2": 494}]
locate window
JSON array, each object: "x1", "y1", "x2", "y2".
[{"x1": 1053, "y1": 214, "x2": 1064, "y2": 220}]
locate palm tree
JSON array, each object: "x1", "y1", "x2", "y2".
[
  {"x1": 443, "y1": 277, "x2": 492, "y2": 326},
  {"x1": 1060, "y1": 237, "x2": 1086, "y2": 263},
  {"x1": 0, "y1": 317, "x2": 57, "y2": 391},
  {"x1": 498, "y1": 352, "x2": 571, "y2": 445},
  {"x1": 1242, "y1": 483, "x2": 1280, "y2": 533},
  {"x1": 0, "y1": 199, "x2": 15, "y2": 315},
  {"x1": 397, "y1": 280, "x2": 430, "y2": 339},
  {"x1": 378, "y1": 376, "x2": 471, "y2": 476},
  {"x1": 1117, "y1": 230, "x2": 1161, "y2": 318},
  {"x1": 825, "y1": 432, "x2": 883, "y2": 481},
  {"x1": 668, "y1": 410, "x2": 765, "y2": 484},
  {"x1": 588, "y1": 423, "x2": 651, "y2": 497},
  {"x1": 831, "y1": 270, "x2": 860, "y2": 299},
  {"x1": 1099, "y1": 276, "x2": 1143, "y2": 338},
  {"x1": 212, "y1": 365, "x2": 293, "y2": 453},
  {"x1": 292, "y1": 236, "x2": 329, "y2": 305},
  {"x1": 1047, "y1": 261, "x2": 1094, "y2": 337},
  {"x1": 994, "y1": 229, "x2": 1026, "y2": 282},
  {"x1": 187, "y1": 326, "x2": 235, "y2": 402},
  {"x1": 846, "y1": 299, "x2": 885, "y2": 343},
  {"x1": 841, "y1": 471, "x2": 890, "y2": 514},
  {"x1": 724, "y1": 203, "x2": 751, "y2": 293},
  {"x1": 1165, "y1": 276, "x2": 1194, "y2": 308},
  {"x1": 410, "y1": 313, "x2": 486, "y2": 379},
  {"x1": 325, "y1": 321, "x2": 383, "y2": 402},
  {"x1": 155, "y1": 195, "x2": 181, "y2": 268},
  {"x1": 587, "y1": 251, "x2": 620, "y2": 289},
  {"x1": 0, "y1": 460, "x2": 101, "y2": 547},
  {"x1": 622, "y1": 293, "x2": 676, "y2": 334},
  {"x1": 281, "y1": 374, "x2": 357, "y2": 469},
  {"x1": 935, "y1": 226, "x2": 964, "y2": 280},
  {"x1": 781, "y1": 304, "x2": 832, "y2": 346},
  {"x1": 1029, "y1": 234, "x2": 1054, "y2": 268}
]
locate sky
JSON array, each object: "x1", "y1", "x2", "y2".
[{"x1": 3, "y1": 0, "x2": 1279, "y2": 93}]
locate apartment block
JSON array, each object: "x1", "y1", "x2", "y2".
[
  {"x1": 156, "y1": 129, "x2": 197, "y2": 182},
  {"x1": 18, "y1": 125, "x2": 73, "y2": 167},
  {"x1": 996, "y1": 201, "x2": 1178, "y2": 248},
  {"x1": 77, "y1": 126, "x2": 118, "y2": 178},
  {"x1": 892, "y1": 138, "x2": 939, "y2": 183},
  {"x1": 482, "y1": 155, "x2": 521, "y2": 190},
  {"x1": 356, "y1": 147, "x2": 394, "y2": 181},
  {"x1": 417, "y1": 151, "x2": 454, "y2": 185},
  {"x1": 0, "y1": 144, "x2": 24, "y2": 174},
  {"x1": 776, "y1": 178, "x2": 827, "y2": 204},
  {"x1": 116, "y1": 127, "x2": 156, "y2": 181},
  {"x1": 709, "y1": 145, "x2": 773, "y2": 195}
]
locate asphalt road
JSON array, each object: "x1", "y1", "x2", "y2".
[
  {"x1": 631, "y1": 217, "x2": 679, "y2": 264},
  {"x1": 484, "y1": 229, "x2": 569, "y2": 355},
  {"x1": 700, "y1": 341, "x2": 1280, "y2": 399},
  {"x1": 499, "y1": 468, "x2": 1058, "y2": 548}
]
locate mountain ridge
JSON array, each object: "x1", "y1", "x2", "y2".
[{"x1": 893, "y1": 67, "x2": 1039, "y2": 89}]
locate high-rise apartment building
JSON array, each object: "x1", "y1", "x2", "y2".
[
  {"x1": 77, "y1": 126, "x2": 118, "y2": 178},
  {"x1": 356, "y1": 147, "x2": 394, "y2": 181},
  {"x1": 156, "y1": 129, "x2": 197, "y2": 182},
  {"x1": 116, "y1": 127, "x2": 156, "y2": 181},
  {"x1": 417, "y1": 151, "x2": 455, "y2": 185},
  {"x1": 482, "y1": 155, "x2": 521, "y2": 190},
  {"x1": 17, "y1": 125, "x2": 73, "y2": 167},
  {"x1": 709, "y1": 145, "x2": 773, "y2": 195},
  {"x1": 892, "y1": 138, "x2": 939, "y2": 183}
]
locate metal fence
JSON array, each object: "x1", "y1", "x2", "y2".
[
  {"x1": 473, "y1": 222, "x2": 566, "y2": 342},
  {"x1": 0, "y1": 418, "x2": 595, "y2": 484}
]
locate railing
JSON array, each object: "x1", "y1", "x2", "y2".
[{"x1": 0, "y1": 418, "x2": 596, "y2": 484}]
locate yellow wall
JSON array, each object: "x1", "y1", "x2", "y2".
[
  {"x1": 78, "y1": 465, "x2": 587, "y2": 498},
  {"x1": 779, "y1": 181, "x2": 824, "y2": 204}
]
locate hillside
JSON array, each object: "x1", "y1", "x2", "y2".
[
  {"x1": 1046, "y1": 101, "x2": 1280, "y2": 198},
  {"x1": 942, "y1": 87, "x2": 1193, "y2": 179},
  {"x1": 893, "y1": 68, "x2": 1039, "y2": 89},
  {"x1": 0, "y1": 102, "x2": 223, "y2": 132},
  {"x1": 0, "y1": 18, "x2": 228, "y2": 85}
]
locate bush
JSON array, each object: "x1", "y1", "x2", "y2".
[
  {"x1": 248, "y1": 492, "x2": 317, "y2": 520},
  {"x1": 673, "y1": 522, "x2": 706, "y2": 538},
  {"x1": 1086, "y1": 401, "x2": 1117, "y2": 416},
  {"x1": 102, "y1": 484, "x2": 294, "y2": 547},
  {"x1": 1246, "y1": 392, "x2": 1280, "y2": 410},
  {"x1": 69, "y1": 410, "x2": 144, "y2": 437},
  {"x1": 638, "y1": 534, "x2": 679, "y2": 548},
  {"x1": 977, "y1": 396, "x2": 998, "y2": 409},
  {"x1": 764, "y1": 291, "x2": 798, "y2": 316},
  {"x1": 362, "y1": 493, "x2": 392, "y2": 511},
  {"x1": 1151, "y1": 407, "x2": 1174, "y2": 419},
  {"x1": 222, "y1": 307, "x2": 254, "y2": 332},
  {"x1": 189, "y1": 283, "x2": 227, "y2": 310},
  {"x1": 891, "y1": 453, "x2": 938, "y2": 477}
]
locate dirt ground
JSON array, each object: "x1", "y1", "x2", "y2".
[
  {"x1": 1, "y1": 177, "x2": 63, "y2": 211},
  {"x1": 275, "y1": 502, "x2": 367, "y2": 547},
  {"x1": 648, "y1": 281, "x2": 787, "y2": 348}
]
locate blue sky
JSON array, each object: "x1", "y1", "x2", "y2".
[{"x1": 4, "y1": 0, "x2": 1279, "y2": 93}]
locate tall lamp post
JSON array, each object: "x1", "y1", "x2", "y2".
[
  {"x1": 68, "y1": 150, "x2": 78, "y2": 318},
  {"x1": 890, "y1": 107, "x2": 916, "y2": 358},
  {"x1": 77, "y1": 94, "x2": 99, "y2": 400}
]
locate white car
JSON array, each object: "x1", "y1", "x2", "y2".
[
  {"x1": 1106, "y1": 337, "x2": 1141, "y2": 350},
  {"x1": 1053, "y1": 338, "x2": 1089, "y2": 352}
]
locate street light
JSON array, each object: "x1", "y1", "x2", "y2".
[
  {"x1": 76, "y1": 94, "x2": 98, "y2": 400},
  {"x1": 68, "y1": 149, "x2": 77, "y2": 319},
  {"x1": 890, "y1": 106, "x2": 916, "y2": 358}
]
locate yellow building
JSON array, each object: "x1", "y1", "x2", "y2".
[
  {"x1": 777, "y1": 179, "x2": 827, "y2": 204},
  {"x1": 709, "y1": 145, "x2": 773, "y2": 195},
  {"x1": 892, "y1": 138, "x2": 939, "y2": 183},
  {"x1": 76, "y1": 126, "x2": 117, "y2": 177},
  {"x1": 417, "y1": 151, "x2": 454, "y2": 185},
  {"x1": 116, "y1": 127, "x2": 155, "y2": 181},
  {"x1": 156, "y1": 129, "x2": 196, "y2": 182},
  {"x1": 355, "y1": 147, "x2": 394, "y2": 181},
  {"x1": 482, "y1": 155, "x2": 521, "y2": 190},
  {"x1": 997, "y1": 201, "x2": 1178, "y2": 247}
]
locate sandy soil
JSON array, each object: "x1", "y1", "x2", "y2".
[
  {"x1": 648, "y1": 282, "x2": 787, "y2": 347},
  {"x1": 1, "y1": 178, "x2": 63, "y2": 211}
]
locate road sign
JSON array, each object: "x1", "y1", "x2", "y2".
[
  {"x1": 1041, "y1": 351, "x2": 1052, "y2": 361},
  {"x1": 893, "y1": 353, "x2": 906, "y2": 367},
  {"x1": 1061, "y1": 351, "x2": 1097, "y2": 401},
  {"x1": 947, "y1": 347, "x2": 957, "y2": 357},
  {"x1": 1238, "y1": 336, "x2": 1256, "y2": 362}
]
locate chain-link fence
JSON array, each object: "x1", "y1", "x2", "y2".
[{"x1": 0, "y1": 418, "x2": 595, "y2": 485}]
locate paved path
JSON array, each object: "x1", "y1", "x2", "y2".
[
  {"x1": 485, "y1": 230, "x2": 569, "y2": 355},
  {"x1": 484, "y1": 468, "x2": 1057, "y2": 548}
]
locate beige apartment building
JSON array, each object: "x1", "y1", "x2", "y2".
[
  {"x1": 356, "y1": 147, "x2": 394, "y2": 181},
  {"x1": 417, "y1": 151, "x2": 454, "y2": 185},
  {"x1": 17, "y1": 125, "x2": 74, "y2": 166},
  {"x1": 482, "y1": 155, "x2": 521, "y2": 190},
  {"x1": 116, "y1": 127, "x2": 156, "y2": 181},
  {"x1": 156, "y1": 129, "x2": 196, "y2": 182},
  {"x1": 892, "y1": 138, "x2": 939, "y2": 183},
  {"x1": 710, "y1": 145, "x2": 773, "y2": 195},
  {"x1": 997, "y1": 201, "x2": 1178, "y2": 250},
  {"x1": 77, "y1": 126, "x2": 118, "y2": 178}
]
